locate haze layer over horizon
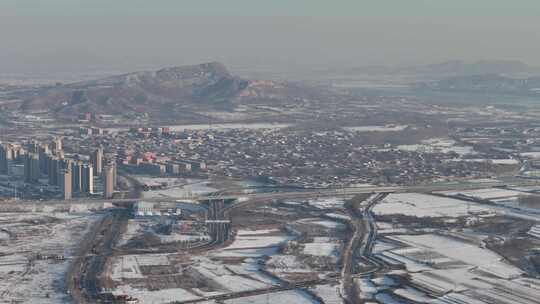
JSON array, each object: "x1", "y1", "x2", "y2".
[{"x1": 2, "y1": 0, "x2": 540, "y2": 74}]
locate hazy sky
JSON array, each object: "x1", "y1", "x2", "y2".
[{"x1": 2, "y1": 0, "x2": 540, "y2": 75}]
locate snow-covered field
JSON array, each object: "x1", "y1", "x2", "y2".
[
  {"x1": 135, "y1": 176, "x2": 218, "y2": 199},
  {"x1": 135, "y1": 176, "x2": 186, "y2": 187},
  {"x1": 372, "y1": 240, "x2": 399, "y2": 254},
  {"x1": 311, "y1": 220, "x2": 346, "y2": 230},
  {"x1": 378, "y1": 251, "x2": 433, "y2": 272},
  {"x1": 135, "y1": 254, "x2": 170, "y2": 266},
  {"x1": 325, "y1": 213, "x2": 351, "y2": 221},
  {"x1": 393, "y1": 287, "x2": 433, "y2": 303},
  {"x1": 344, "y1": 125, "x2": 408, "y2": 132},
  {"x1": 389, "y1": 234, "x2": 522, "y2": 279},
  {"x1": 520, "y1": 152, "x2": 540, "y2": 159},
  {"x1": 191, "y1": 257, "x2": 279, "y2": 293},
  {"x1": 158, "y1": 233, "x2": 210, "y2": 243},
  {"x1": 303, "y1": 243, "x2": 341, "y2": 259},
  {"x1": 224, "y1": 234, "x2": 293, "y2": 250},
  {"x1": 312, "y1": 284, "x2": 342, "y2": 304},
  {"x1": 373, "y1": 193, "x2": 492, "y2": 218},
  {"x1": 398, "y1": 138, "x2": 476, "y2": 155},
  {"x1": 0, "y1": 212, "x2": 100, "y2": 303},
  {"x1": 213, "y1": 229, "x2": 294, "y2": 258},
  {"x1": 165, "y1": 123, "x2": 291, "y2": 132},
  {"x1": 451, "y1": 158, "x2": 519, "y2": 165},
  {"x1": 373, "y1": 221, "x2": 540, "y2": 303},
  {"x1": 509, "y1": 186, "x2": 540, "y2": 193},
  {"x1": 143, "y1": 180, "x2": 217, "y2": 199},
  {"x1": 236, "y1": 228, "x2": 281, "y2": 236},
  {"x1": 297, "y1": 218, "x2": 346, "y2": 230},
  {"x1": 490, "y1": 159, "x2": 520, "y2": 165},
  {"x1": 211, "y1": 247, "x2": 280, "y2": 258},
  {"x1": 442, "y1": 188, "x2": 528, "y2": 200},
  {"x1": 194, "y1": 263, "x2": 270, "y2": 292},
  {"x1": 118, "y1": 218, "x2": 210, "y2": 246},
  {"x1": 110, "y1": 254, "x2": 171, "y2": 281},
  {"x1": 375, "y1": 222, "x2": 411, "y2": 235},
  {"x1": 110, "y1": 252, "x2": 283, "y2": 302},
  {"x1": 266, "y1": 255, "x2": 312, "y2": 273}
]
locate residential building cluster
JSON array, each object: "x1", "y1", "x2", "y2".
[
  {"x1": 0, "y1": 136, "x2": 117, "y2": 200},
  {"x1": 72, "y1": 126, "x2": 515, "y2": 188}
]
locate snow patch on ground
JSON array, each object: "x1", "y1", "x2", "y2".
[
  {"x1": 298, "y1": 218, "x2": 346, "y2": 230},
  {"x1": 307, "y1": 198, "x2": 346, "y2": 209},
  {"x1": 225, "y1": 235, "x2": 293, "y2": 250},
  {"x1": 266, "y1": 255, "x2": 312, "y2": 273},
  {"x1": 223, "y1": 290, "x2": 317, "y2": 304},
  {"x1": 112, "y1": 285, "x2": 200, "y2": 303},
  {"x1": 236, "y1": 229, "x2": 280, "y2": 236},
  {"x1": 312, "y1": 284, "x2": 342, "y2": 304},
  {"x1": 303, "y1": 243, "x2": 341, "y2": 258}
]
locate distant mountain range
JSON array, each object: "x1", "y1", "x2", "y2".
[
  {"x1": 349, "y1": 60, "x2": 540, "y2": 78},
  {"x1": 404, "y1": 60, "x2": 539, "y2": 76},
  {"x1": 346, "y1": 60, "x2": 540, "y2": 97},
  {"x1": 12, "y1": 60, "x2": 540, "y2": 118},
  {"x1": 416, "y1": 73, "x2": 540, "y2": 96}
]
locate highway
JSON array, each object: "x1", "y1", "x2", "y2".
[
  {"x1": 354, "y1": 193, "x2": 388, "y2": 279},
  {"x1": 204, "y1": 200, "x2": 232, "y2": 250},
  {"x1": 75, "y1": 209, "x2": 129, "y2": 302},
  {"x1": 3, "y1": 178, "x2": 538, "y2": 208},
  {"x1": 66, "y1": 173, "x2": 138, "y2": 303},
  {"x1": 341, "y1": 193, "x2": 387, "y2": 304}
]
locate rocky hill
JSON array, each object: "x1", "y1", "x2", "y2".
[{"x1": 20, "y1": 62, "x2": 249, "y2": 116}]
